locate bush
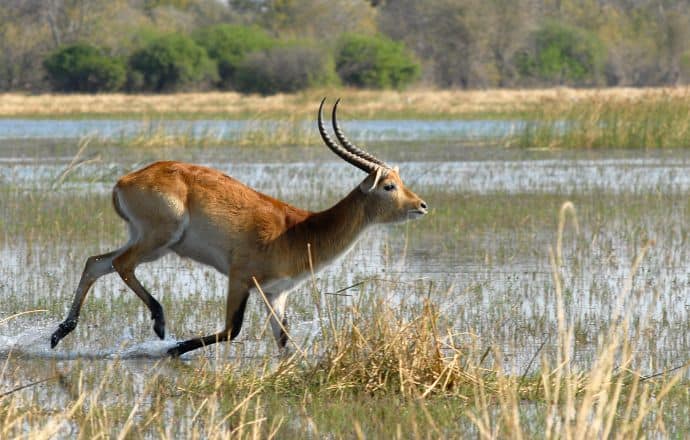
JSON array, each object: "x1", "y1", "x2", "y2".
[
  {"x1": 516, "y1": 22, "x2": 605, "y2": 86},
  {"x1": 234, "y1": 44, "x2": 336, "y2": 95},
  {"x1": 193, "y1": 24, "x2": 276, "y2": 88},
  {"x1": 43, "y1": 44, "x2": 126, "y2": 92},
  {"x1": 335, "y1": 34, "x2": 420, "y2": 89},
  {"x1": 128, "y1": 34, "x2": 217, "y2": 91}
]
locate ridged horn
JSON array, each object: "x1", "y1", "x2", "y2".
[
  {"x1": 332, "y1": 99, "x2": 390, "y2": 169},
  {"x1": 318, "y1": 98, "x2": 379, "y2": 174}
]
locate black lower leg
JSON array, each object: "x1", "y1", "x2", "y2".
[
  {"x1": 229, "y1": 295, "x2": 249, "y2": 340},
  {"x1": 149, "y1": 300, "x2": 166, "y2": 340},
  {"x1": 167, "y1": 333, "x2": 228, "y2": 357},
  {"x1": 278, "y1": 316, "x2": 289, "y2": 348}
]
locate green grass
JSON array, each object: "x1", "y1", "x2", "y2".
[{"x1": 510, "y1": 95, "x2": 690, "y2": 149}]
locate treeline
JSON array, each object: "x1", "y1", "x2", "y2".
[
  {"x1": 41, "y1": 28, "x2": 417, "y2": 93},
  {"x1": 1, "y1": 0, "x2": 690, "y2": 93}
]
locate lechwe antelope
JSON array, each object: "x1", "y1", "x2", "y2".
[{"x1": 50, "y1": 99, "x2": 428, "y2": 357}]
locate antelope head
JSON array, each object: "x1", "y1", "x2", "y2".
[{"x1": 318, "y1": 98, "x2": 428, "y2": 224}]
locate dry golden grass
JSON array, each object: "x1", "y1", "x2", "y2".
[{"x1": 5, "y1": 87, "x2": 690, "y2": 119}]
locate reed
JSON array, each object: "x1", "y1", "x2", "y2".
[{"x1": 510, "y1": 93, "x2": 690, "y2": 148}]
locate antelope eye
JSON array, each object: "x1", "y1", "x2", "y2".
[{"x1": 383, "y1": 183, "x2": 396, "y2": 192}]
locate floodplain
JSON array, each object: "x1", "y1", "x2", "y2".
[{"x1": 0, "y1": 114, "x2": 689, "y2": 438}]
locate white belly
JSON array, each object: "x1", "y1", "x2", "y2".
[{"x1": 171, "y1": 230, "x2": 230, "y2": 274}]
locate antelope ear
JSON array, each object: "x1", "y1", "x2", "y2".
[
  {"x1": 393, "y1": 165, "x2": 399, "y2": 173},
  {"x1": 359, "y1": 167, "x2": 385, "y2": 193}
]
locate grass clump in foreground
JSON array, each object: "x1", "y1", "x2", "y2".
[
  {"x1": 511, "y1": 93, "x2": 690, "y2": 149},
  {"x1": 1, "y1": 203, "x2": 688, "y2": 438}
]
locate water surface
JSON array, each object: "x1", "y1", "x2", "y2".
[{"x1": 1, "y1": 125, "x2": 689, "y2": 407}]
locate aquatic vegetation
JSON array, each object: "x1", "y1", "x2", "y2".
[{"x1": 511, "y1": 92, "x2": 690, "y2": 148}]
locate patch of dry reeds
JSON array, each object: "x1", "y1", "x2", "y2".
[{"x1": 5, "y1": 87, "x2": 690, "y2": 120}]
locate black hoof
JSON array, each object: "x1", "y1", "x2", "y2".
[
  {"x1": 50, "y1": 332, "x2": 61, "y2": 349},
  {"x1": 50, "y1": 319, "x2": 77, "y2": 348},
  {"x1": 167, "y1": 342, "x2": 184, "y2": 358}
]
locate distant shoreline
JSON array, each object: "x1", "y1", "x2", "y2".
[{"x1": 2, "y1": 87, "x2": 689, "y2": 120}]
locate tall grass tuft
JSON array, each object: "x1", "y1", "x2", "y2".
[
  {"x1": 306, "y1": 300, "x2": 458, "y2": 397},
  {"x1": 512, "y1": 94, "x2": 690, "y2": 148}
]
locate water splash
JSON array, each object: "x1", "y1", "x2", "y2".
[{"x1": 0, "y1": 324, "x2": 181, "y2": 360}]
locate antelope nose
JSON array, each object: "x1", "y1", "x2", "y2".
[{"x1": 420, "y1": 201, "x2": 428, "y2": 212}]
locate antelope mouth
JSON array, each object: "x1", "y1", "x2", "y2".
[{"x1": 408, "y1": 208, "x2": 427, "y2": 218}]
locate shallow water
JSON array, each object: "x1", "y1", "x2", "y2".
[
  {"x1": 0, "y1": 118, "x2": 524, "y2": 141},
  {"x1": 1, "y1": 126, "x2": 690, "y2": 401}
]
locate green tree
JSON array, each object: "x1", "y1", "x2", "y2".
[
  {"x1": 234, "y1": 43, "x2": 336, "y2": 94},
  {"x1": 517, "y1": 22, "x2": 605, "y2": 85},
  {"x1": 336, "y1": 33, "x2": 419, "y2": 89},
  {"x1": 43, "y1": 43, "x2": 126, "y2": 92},
  {"x1": 129, "y1": 34, "x2": 217, "y2": 91},
  {"x1": 193, "y1": 24, "x2": 275, "y2": 88}
]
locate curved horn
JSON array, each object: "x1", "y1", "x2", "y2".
[
  {"x1": 332, "y1": 99, "x2": 390, "y2": 169},
  {"x1": 318, "y1": 98, "x2": 378, "y2": 174}
]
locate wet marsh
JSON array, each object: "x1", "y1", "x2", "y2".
[{"x1": 0, "y1": 118, "x2": 689, "y2": 437}]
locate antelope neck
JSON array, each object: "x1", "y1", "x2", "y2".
[{"x1": 288, "y1": 187, "x2": 372, "y2": 269}]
